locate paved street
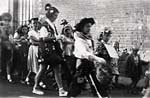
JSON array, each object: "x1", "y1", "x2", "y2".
[{"x1": 0, "y1": 78, "x2": 143, "y2": 98}]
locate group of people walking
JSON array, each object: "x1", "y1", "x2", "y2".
[{"x1": 0, "y1": 3, "x2": 150, "y2": 98}]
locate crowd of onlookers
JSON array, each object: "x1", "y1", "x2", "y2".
[{"x1": 0, "y1": 3, "x2": 150, "y2": 98}]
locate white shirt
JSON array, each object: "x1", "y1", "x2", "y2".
[
  {"x1": 40, "y1": 18, "x2": 57, "y2": 38},
  {"x1": 73, "y1": 32, "x2": 94, "y2": 59},
  {"x1": 28, "y1": 30, "x2": 40, "y2": 43},
  {"x1": 62, "y1": 35, "x2": 74, "y2": 56}
]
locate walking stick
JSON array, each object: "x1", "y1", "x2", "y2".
[{"x1": 89, "y1": 74, "x2": 102, "y2": 98}]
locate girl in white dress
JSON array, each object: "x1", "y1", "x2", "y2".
[{"x1": 25, "y1": 18, "x2": 41, "y2": 84}]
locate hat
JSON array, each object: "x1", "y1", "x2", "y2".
[
  {"x1": 45, "y1": 3, "x2": 51, "y2": 11},
  {"x1": 103, "y1": 27, "x2": 112, "y2": 35},
  {"x1": 60, "y1": 19, "x2": 68, "y2": 25},
  {"x1": 62, "y1": 24, "x2": 73, "y2": 35}
]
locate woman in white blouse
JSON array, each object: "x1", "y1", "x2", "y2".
[{"x1": 67, "y1": 18, "x2": 106, "y2": 97}]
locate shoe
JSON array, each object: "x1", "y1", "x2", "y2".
[
  {"x1": 39, "y1": 82, "x2": 46, "y2": 89},
  {"x1": 25, "y1": 78, "x2": 30, "y2": 85},
  {"x1": 8, "y1": 79, "x2": 12, "y2": 83},
  {"x1": 32, "y1": 88, "x2": 44, "y2": 95},
  {"x1": 59, "y1": 88, "x2": 68, "y2": 97},
  {"x1": 7, "y1": 75, "x2": 12, "y2": 83},
  {"x1": 20, "y1": 80, "x2": 26, "y2": 84}
]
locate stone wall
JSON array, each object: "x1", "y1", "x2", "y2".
[{"x1": 32, "y1": 0, "x2": 150, "y2": 50}]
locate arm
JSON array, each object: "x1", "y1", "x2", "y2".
[
  {"x1": 95, "y1": 42, "x2": 103, "y2": 56},
  {"x1": 40, "y1": 26, "x2": 56, "y2": 42},
  {"x1": 42, "y1": 37, "x2": 56, "y2": 42},
  {"x1": 62, "y1": 35, "x2": 74, "y2": 44},
  {"x1": 29, "y1": 36, "x2": 40, "y2": 42},
  {"x1": 14, "y1": 32, "x2": 22, "y2": 42},
  {"x1": 74, "y1": 38, "x2": 106, "y2": 64}
]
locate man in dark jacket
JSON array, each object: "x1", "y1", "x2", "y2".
[{"x1": 126, "y1": 46, "x2": 149, "y2": 94}]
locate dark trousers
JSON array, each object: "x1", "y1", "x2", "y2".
[
  {"x1": 1, "y1": 45, "x2": 12, "y2": 76},
  {"x1": 67, "y1": 59, "x2": 109, "y2": 97},
  {"x1": 64, "y1": 55, "x2": 76, "y2": 76},
  {"x1": 126, "y1": 76, "x2": 140, "y2": 94}
]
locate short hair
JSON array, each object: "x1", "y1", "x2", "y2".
[
  {"x1": 46, "y1": 7, "x2": 59, "y2": 18},
  {"x1": 45, "y1": 3, "x2": 51, "y2": 11},
  {"x1": 74, "y1": 18, "x2": 95, "y2": 32},
  {"x1": 1, "y1": 12, "x2": 12, "y2": 22}
]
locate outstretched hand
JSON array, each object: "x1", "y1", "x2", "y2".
[{"x1": 94, "y1": 56, "x2": 106, "y2": 65}]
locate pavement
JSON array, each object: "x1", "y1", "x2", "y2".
[{"x1": 0, "y1": 78, "x2": 143, "y2": 98}]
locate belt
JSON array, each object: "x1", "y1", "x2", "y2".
[{"x1": 31, "y1": 43, "x2": 39, "y2": 46}]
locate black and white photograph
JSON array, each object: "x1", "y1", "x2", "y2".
[{"x1": 0, "y1": 0, "x2": 150, "y2": 98}]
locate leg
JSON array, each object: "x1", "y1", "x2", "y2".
[
  {"x1": 1, "y1": 47, "x2": 6, "y2": 78},
  {"x1": 53, "y1": 64, "x2": 63, "y2": 89},
  {"x1": 6, "y1": 61, "x2": 12, "y2": 82},
  {"x1": 53, "y1": 64, "x2": 68, "y2": 96},
  {"x1": 0, "y1": 45, "x2": 2, "y2": 73},
  {"x1": 61, "y1": 59, "x2": 72, "y2": 87},
  {"x1": 68, "y1": 59, "x2": 89, "y2": 97},
  {"x1": 25, "y1": 71, "x2": 31, "y2": 85},
  {"x1": 142, "y1": 77, "x2": 149, "y2": 95},
  {"x1": 33, "y1": 64, "x2": 46, "y2": 95},
  {"x1": 88, "y1": 70, "x2": 109, "y2": 97},
  {"x1": 130, "y1": 77, "x2": 139, "y2": 94},
  {"x1": 6, "y1": 49, "x2": 13, "y2": 82},
  {"x1": 67, "y1": 71, "x2": 83, "y2": 97},
  {"x1": 67, "y1": 77, "x2": 82, "y2": 97}
]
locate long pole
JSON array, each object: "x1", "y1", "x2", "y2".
[{"x1": 89, "y1": 74, "x2": 102, "y2": 98}]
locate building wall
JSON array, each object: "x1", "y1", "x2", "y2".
[
  {"x1": 11, "y1": 0, "x2": 147, "y2": 51},
  {"x1": 17, "y1": 0, "x2": 33, "y2": 25},
  {"x1": 31, "y1": 0, "x2": 150, "y2": 50}
]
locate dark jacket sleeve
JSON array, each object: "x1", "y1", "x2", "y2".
[{"x1": 125, "y1": 55, "x2": 131, "y2": 76}]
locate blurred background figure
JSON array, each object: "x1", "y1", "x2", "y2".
[
  {"x1": 95, "y1": 28, "x2": 114, "y2": 97},
  {"x1": 0, "y1": 12, "x2": 13, "y2": 82},
  {"x1": 0, "y1": 15, "x2": 2, "y2": 74},
  {"x1": 126, "y1": 46, "x2": 149, "y2": 94},
  {"x1": 112, "y1": 41, "x2": 120, "y2": 87},
  {"x1": 61, "y1": 24, "x2": 75, "y2": 88},
  {"x1": 13, "y1": 25, "x2": 29, "y2": 83}
]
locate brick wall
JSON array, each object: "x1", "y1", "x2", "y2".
[{"x1": 32, "y1": 0, "x2": 150, "y2": 51}]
